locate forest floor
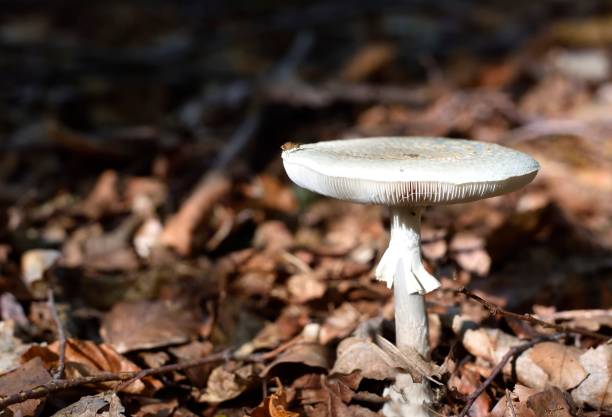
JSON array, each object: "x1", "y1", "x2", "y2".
[{"x1": 0, "y1": 2, "x2": 611, "y2": 416}]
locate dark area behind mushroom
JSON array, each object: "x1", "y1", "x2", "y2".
[{"x1": 0, "y1": 1, "x2": 611, "y2": 416}]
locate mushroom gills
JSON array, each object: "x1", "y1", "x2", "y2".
[{"x1": 375, "y1": 207, "x2": 440, "y2": 294}]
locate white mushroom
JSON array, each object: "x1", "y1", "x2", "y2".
[
  {"x1": 282, "y1": 137, "x2": 539, "y2": 357},
  {"x1": 282, "y1": 137, "x2": 538, "y2": 414}
]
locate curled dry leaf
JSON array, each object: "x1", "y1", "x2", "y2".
[
  {"x1": 0, "y1": 357, "x2": 52, "y2": 417},
  {"x1": 49, "y1": 338, "x2": 161, "y2": 395},
  {"x1": 51, "y1": 391, "x2": 125, "y2": 417},
  {"x1": 100, "y1": 300, "x2": 202, "y2": 354},
  {"x1": 251, "y1": 380, "x2": 299, "y2": 417},
  {"x1": 198, "y1": 362, "x2": 260, "y2": 403}
]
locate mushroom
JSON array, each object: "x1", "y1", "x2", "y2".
[{"x1": 281, "y1": 137, "x2": 539, "y2": 358}]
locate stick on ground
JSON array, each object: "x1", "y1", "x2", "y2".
[{"x1": 457, "y1": 288, "x2": 609, "y2": 341}]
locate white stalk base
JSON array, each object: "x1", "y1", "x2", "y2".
[{"x1": 382, "y1": 374, "x2": 433, "y2": 417}]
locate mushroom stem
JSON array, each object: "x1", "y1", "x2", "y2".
[{"x1": 375, "y1": 207, "x2": 440, "y2": 357}]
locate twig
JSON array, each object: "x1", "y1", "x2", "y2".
[
  {"x1": 0, "y1": 349, "x2": 240, "y2": 410},
  {"x1": 456, "y1": 333, "x2": 563, "y2": 417},
  {"x1": 457, "y1": 288, "x2": 609, "y2": 341},
  {"x1": 47, "y1": 289, "x2": 66, "y2": 381}
]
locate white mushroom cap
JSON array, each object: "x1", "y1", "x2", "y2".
[{"x1": 282, "y1": 137, "x2": 539, "y2": 206}]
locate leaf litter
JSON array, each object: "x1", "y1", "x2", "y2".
[{"x1": 0, "y1": 2, "x2": 611, "y2": 417}]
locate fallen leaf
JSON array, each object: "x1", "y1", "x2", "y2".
[
  {"x1": 286, "y1": 274, "x2": 326, "y2": 304},
  {"x1": 51, "y1": 391, "x2": 125, "y2": 417},
  {"x1": 252, "y1": 221, "x2": 295, "y2": 252},
  {"x1": 169, "y1": 341, "x2": 214, "y2": 387},
  {"x1": 490, "y1": 385, "x2": 537, "y2": 417},
  {"x1": 132, "y1": 398, "x2": 178, "y2": 417},
  {"x1": 332, "y1": 337, "x2": 395, "y2": 380},
  {"x1": 100, "y1": 300, "x2": 202, "y2": 353},
  {"x1": 448, "y1": 363, "x2": 490, "y2": 417},
  {"x1": 571, "y1": 344, "x2": 612, "y2": 411},
  {"x1": 198, "y1": 362, "x2": 259, "y2": 403},
  {"x1": 527, "y1": 387, "x2": 575, "y2": 417},
  {"x1": 0, "y1": 357, "x2": 52, "y2": 417},
  {"x1": 262, "y1": 342, "x2": 330, "y2": 377},
  {"x1": 463, "y1": 328, "x2": 588, "y2": 391},
  {"x1": 319, "y1": 303, "x2": 361, "y2": 345},
  {"x1": 526, "y1": 342, "x2": 586, "y2": 390},
  {"x1": 0, "y1": 320, "x2": 29, "y2": 373},
  {"x1": 449, "y1": 232, "x2": 491, "y2": 276},
  {"x1": 49, "y1": 338, "x2": 161, "y2": 394},
  {"x1": 251, "y1": 380, "x2": 299, "y2": 417}
]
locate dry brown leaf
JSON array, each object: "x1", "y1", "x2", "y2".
[
  {"x1": 243, "y1": 175, "x2": 297, "y2": 214},
  {"x1": 526, "y1": 342, "x2": 586, "y2": 390},
  {"x1": 449, "y1": 232, "x2": 491, "y2": 276},
  {"x1": 100, "y1": 300, "x2": 202, "y2": 353},
  {"x1": 286, "y1": 274, "x2": 326, "y2": 304},
  {"x1": 169, "y1": 341, "x2": 214, "y2": 387},
  {"x1": 296, "y1": 374, "x2": 378, "y2": 417},
  {"x1": 132, "y1": 398, "x2": 178, "y2": 417},
  {"x1": 262, "y1": 342, "x2": 330, "y2": 377},
  {"x1": 462, "y1": 328, "x2": 588, "y2": 391},
  {"x1": 51, "y1": 391, "x2": 125, "y2": 417},
  {"x1": 0, "y1": 357, "x2": 52, "y2": 417},
  {"x1": 319, "y1": 303, "x2": 361, "y2": 345},
  {"x1": 332, "y1": 337, "x2": 396, "y2": 380},
  {"x1": 448, "y1": 363, "x2": 490, "y2": 417},
  {"x1": 160, "y1": 171, "x2": 231, "y2": 256},
  {"x1": 49, "y1": 338, "x2": 161, "y2": 394},
  {"x1": 250, "y1": 380, "x2": 299, "y2": 417},
  {"x1": 198, "y1": 362, "x2": 259, "y2": 403},
  {"x1": 571, "y1": 344, "x2": 612, "y2": 411},
  {"x1": 490, "y1": 385, "x2": 537, "y2": 417},
  {"x1": 527, "y1": 387, "x2": 575, "y2": 417},
  {"x1": 253, "y1": 221, "x2": 295, "y2": 252}
]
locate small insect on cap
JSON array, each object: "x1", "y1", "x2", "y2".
[{"x1": 281, "y1": 137, "x2": 539, "y2": 206}]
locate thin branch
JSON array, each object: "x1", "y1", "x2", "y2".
[
  {"x1": 47, "y1": 289, "x2": 66, "y2": 381},
  {"x1": 0, "y1": 349, "x2": 241, "y2": 410},
  {"x1": 456, "y1": 333, "x2": 563, "y2": 417},
  {"x1": 457, "y1": 288, "x2": 609, "y2": 341}
]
